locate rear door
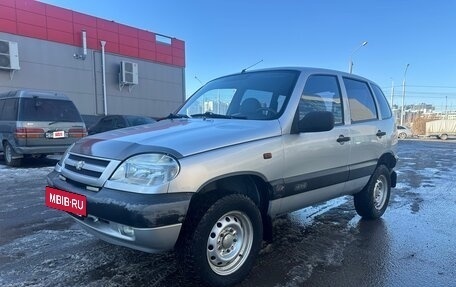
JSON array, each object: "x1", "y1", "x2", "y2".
[{"x1": 342, "y1": 77, "x2": 385, "y2": 193}]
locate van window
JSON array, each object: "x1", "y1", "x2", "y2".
[
  {"x1": 1, "y1": 99, "x2": 18, "y2": 121},
  {"x1": 343, "y1": 78, "x2": 378, "y2": 122},
  {"x1": 19, "y1": 98, "x2": 82, "y2": 122}
]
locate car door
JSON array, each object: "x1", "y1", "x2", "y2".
[
  {"x1": 279, "y1": 74, "x2": 351, "y2": 214},
  {"x1": 342, "y1": 77, "x2": 385, "y2": 194}
]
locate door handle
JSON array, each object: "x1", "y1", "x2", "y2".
[
  {"x1": 337, "y1": 135, "x2": 351, "y2": 143},
  {"x1": 376, "y1": 130, "x2": 386, "y2": 137}
]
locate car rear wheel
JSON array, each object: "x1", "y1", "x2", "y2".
[
  {"x1": 179, "y1": 194, "x2": 262, "y2": 286},
  {"x1": 3, "y1": 142, "x2": 21, "y2": 167},
  {"x1": 354, "y1": 165, "x2": 391, "y2": 219}
]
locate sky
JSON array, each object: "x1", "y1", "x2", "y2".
[{"x1": 39, "y1": 0, "x2": 456, "y2": 112}]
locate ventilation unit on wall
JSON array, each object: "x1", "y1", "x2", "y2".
[
  {"x1": 0, "y1": 40, "x2": 20, "y2": 70},
  {"x1": 120, "y1": 61, "x2": 138, "y2": 85}
]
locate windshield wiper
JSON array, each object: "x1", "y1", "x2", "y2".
[
  {"x1": 164, "y1": 113, "x2": 189, "y2": 120},
  {"x1": 49, "y1": 120, "x2": 71, "y2": 125},
  {"x1": 190, "y1": 112, "x2": 246, "y2": 119}
]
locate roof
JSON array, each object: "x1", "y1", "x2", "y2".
[{"x1": 0, "y1": 89, "x2": 70, "y2": 100}]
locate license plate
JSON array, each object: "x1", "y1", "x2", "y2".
[
  {"x1": 45, "y1": 186, "x2": 87, "y2": 217},
  {"x1": 46, "y1": 131, "x2": 65, "y2": 139},
  {"x1": 52, "y1": 131, "x2": 65, "y2": 138}
]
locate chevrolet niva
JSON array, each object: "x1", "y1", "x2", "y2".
[{"x1": 46, "y1": 67, "x2": 397, "y2": 286}]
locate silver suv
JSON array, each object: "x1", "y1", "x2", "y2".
[{"x1": 46, "y1": 68, "x2": 397, "y2": 286}]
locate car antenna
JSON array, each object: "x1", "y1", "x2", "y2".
[{"x1": 241, "y1": 59, "x2": 263, "y2": 73}]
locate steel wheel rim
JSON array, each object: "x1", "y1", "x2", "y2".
[
  {"x1": 206, "y1": 210, "x2": 253, "y2": 276},
  {"x1": 374, "y1": 175, "x2": 388, "y2": 209}
]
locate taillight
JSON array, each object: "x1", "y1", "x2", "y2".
[
  {"x1": 15, "y1": 128, "x2": 45, "y2": 138},
  {"x1": 68, "y1": 128, "x2": 87, "y2": 138}
]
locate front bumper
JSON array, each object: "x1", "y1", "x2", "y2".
[
  {"x1": 47, "y1": 170, "x2": 193, "y2": 252},
  {"x1": 72, "y1": 214, "x2": 182, "y2": 253}
]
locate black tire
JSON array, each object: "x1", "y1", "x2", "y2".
[
  {"x1": 3, "y1": 142, "x2": 21, "y2": 167},
  {"x1": 354, "y1": 165, "x2": 391, "y2": 219},
  {"x1": 178, "y1": 194, "x2": 263, "y2": 287}
]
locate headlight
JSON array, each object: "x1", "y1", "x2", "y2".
[{"x1": 110, "y1": 153, "x2": 180, "y2": 187}]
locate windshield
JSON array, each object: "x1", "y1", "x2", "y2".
[{"x1": 178, "y1": 70, "x2": 299, "y2": 120}]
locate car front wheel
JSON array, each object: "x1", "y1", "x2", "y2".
[
  {"x1": 179, "y1": 194, "x2": 263, "y2": 286},
  {"x1": 354, "y1": 165, "x2": 391, "y2": 219}
]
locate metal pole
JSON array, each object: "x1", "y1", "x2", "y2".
[
  {"x1": 348, "y1": 41, "x2": 368, "y2": 74},
  {"x1": 390, "y1": 79, "x2": 394, "y2": 108},
  {"x1": 400, "y1": 63, "x2": 410, "y2": 126},
  {"x1": 100, "y1": 41, "x2": 107, "y2": 116}
]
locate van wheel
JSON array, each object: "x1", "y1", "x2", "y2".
[
  {"x1": 440, "y1": 134, "x2": 448, "y2": 140},
  {"x1": 354, "y1": 165, "x2": 391, "y2": 219},
  {"x1": 3, "y1": 142, "x2": 21, "y2": 167},
  {"x1": 179, "y1": 194, "x2": 262, "y2": 286}
]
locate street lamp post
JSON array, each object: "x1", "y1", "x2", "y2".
[
  {"x1": 348, "y1": 41, "x2": 368, "y2": 74},
  {"x1": 390, "y1": 78, "x2": 394, "y2": 108},
  {"x1": 400, "y1": 63, "x2": 410, "y2": 126},
  {"x1": 194, "y1": 76, "x2": 203, "y2": 85}
]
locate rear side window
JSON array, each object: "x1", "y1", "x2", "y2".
[
  {"x1": 343, "y1": 78, "x2": 378, "y2": 122},
  {"x1": 19, "y1": 98, "x2": 82, "y2": 122},
  {"x1": 300, "y1": 75, "x2": 343, "y2": 124},
  {"x1": 371, "y1": 84, "x2": 392, "y2": 119},
  {"x1": 0, "y1": 99, "x2": 18, "y2": 121},
  {"x1": 98, "y1": 117, "x2": 115, "y2": 129}
]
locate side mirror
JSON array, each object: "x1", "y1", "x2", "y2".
[{"x1": 298, "y1": 111, "x2": 334, "y2": 133}]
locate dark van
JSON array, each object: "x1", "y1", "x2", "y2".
[{"x1": 0, "y1": 90, "x2": 87, "y2": 166}]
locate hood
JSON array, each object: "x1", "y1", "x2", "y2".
[{"x1": 71, "y1": 119, "x2": 282, "y2": 160}]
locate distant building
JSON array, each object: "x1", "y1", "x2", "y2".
[
  {"x1": 0, "y1": 0, "x2": 185, "y2": 120},
  {"x1": 407, "y1": 103, "x2": 435, "y2": 113}
]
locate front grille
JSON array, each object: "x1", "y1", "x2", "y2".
[
  {"x1": 65, "y1": 165, "x2": 102, "y2": 178},
  {"x1": 61, "y1": 153, "x2": 121, "y2": 188},
  {"x1": 69, "y1": 154, "x2": 110, "y2": 168}
]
